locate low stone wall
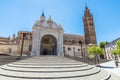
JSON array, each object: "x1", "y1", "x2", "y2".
[
  {"x1": 0, "y1": 44, "x2": 18, "y2": 55},
  {"x1": 63, "y1": 45, "x2": 87, "y2": 57},
  {"x1": 0, "y1": 40, "x2": 32, "y2": 56}
]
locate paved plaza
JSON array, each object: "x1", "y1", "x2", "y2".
[{"x1": 100, "y1": 61, "x2": 120, "y2": 77}]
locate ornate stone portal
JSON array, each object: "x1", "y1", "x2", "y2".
[
  {"x1": 31, "y1": 13, "x2": 64, "y2": 56},
  {"x1": 40, "y1": 35, "x2": 57, "y2": 55}
]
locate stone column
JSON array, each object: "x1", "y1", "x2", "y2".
[
  {"x1": 31, "y1": 30, "x2": 36, "y2": 56},
  {"x1": 60, "y1": 33, "x2": 64, "y2": 56},
  {"x1": 31, "y1": 29, "x2": 40, "y2": 56}
]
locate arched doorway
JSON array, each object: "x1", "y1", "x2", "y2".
[{"x1": 40, "y1": 35, "x2": 57, "y2": 55}]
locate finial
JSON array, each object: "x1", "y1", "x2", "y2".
[
  {"x1": 8, "y1": 35, "x2": 10, "y2": 39},
  {"x1": 58, "y1": 23, "x2": 63, "y2": 30},
  {"x1": 42, "y1": 9, "x2": 45, "y2": 16},
  {"x1": 85, "y1": 2, "x2": 88, "y2": 9},
  {"x1": 48, "y1": 15, "x2": 52, "y2": 21},
  {"x1": 40, "y1": 9, "x2": 46, "y2": 20},
  {"x1": 12, "y1": 34, "x2": 15, "y2": 40},
  {"x1": 58, "y1": 24, "x2": 61, "y2": 27}
]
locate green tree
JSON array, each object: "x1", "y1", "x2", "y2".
[
  {"x1": 111, "y1": 40, "x2": 120, "y2": 67},
  {"x1": 88, "y1": 46, "x2": 104, "y2": 66},
  {"x1": 99, "y1": 41, "x2": 109, "y2": 59},
  {"x1": 111, "y1": 49, "x2": 120, "y2": 67},
  {"x1": 111, "y1": 49, "x2": 120, "y2": 55},
  {"x1": 116, "y1": 40, "x2": 120, "y2": 50}
]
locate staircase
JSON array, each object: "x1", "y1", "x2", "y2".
[{"x1": 0, "y1": 56, "x2": 119, "y2": 80}]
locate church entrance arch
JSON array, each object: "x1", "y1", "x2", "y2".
[{"x1": 40, "y1": 35, "x2": 57, "y2": 55}]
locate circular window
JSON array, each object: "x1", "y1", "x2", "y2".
[
  {"x1": 68, "y1": 47, "x2": 71, "y2": 51},
  {"x1": 78, "y1": 49, "x2": 80, "y2": 51}
]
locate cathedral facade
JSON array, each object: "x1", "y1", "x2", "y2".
[
  {"x1": 0, "y1": 6, "x2": 97, "y2": 57},
  {"x1": 31, "y1": 14, "x2": 64, "y2": 56}
]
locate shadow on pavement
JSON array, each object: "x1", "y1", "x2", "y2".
[{"x1": 99, "y1": 66, "x2": 115, "y2": 68}]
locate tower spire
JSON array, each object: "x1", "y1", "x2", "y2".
[
  {"x1": 42, "y1": 9, "x2": 45, "y2": 16},
  {"x1": 40, "y1": 9, "x2": 46, "y2": 20},
  {"x1": 48, "y1": 15, "x2": 52, "y2": 21},
  {"x1": 85, "y1": 2, "x2": 88, "y2": 10}
]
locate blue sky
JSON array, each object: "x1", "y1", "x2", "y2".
[{"x1": 0, "y1": 0, "x2": 120, "y2": 43}]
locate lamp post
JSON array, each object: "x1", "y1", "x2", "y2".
[
  {"x1": 79, "y1": 41, "x2": 83, "y2": 58},
  {"x1": 63, "y1": 47, "x2": 65, "y2": 56},
  {"x1": 17, "y1": 33, "x2": 26, "y2": 60},
  {"x1": 73, "y1": 47, "x2": 75, "y2": 57}
]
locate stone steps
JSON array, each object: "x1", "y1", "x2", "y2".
[
  {"x1": 17, "y1": 61, "x2": 82, "y2": 65},
  {"x1": 1, "y1": 64, "x2": 93, "y2": 72},
  {"x1": 0, "y1": 67, "x2": 101, "y2": 78},
  {"x1": 0, "y1": 56, "x2": 116, "y2": 80},
  {"x1": 11, "y1": 63, "x2": 84, "y2": 65},
  {"x1": 0, "y1": 68, "x2": 110, "y2": 80},
  {"x1": 7, "y1": 63, "x2": 88, "y2": 68},
  {"x1": 0, "y1": 71, "x2": 110, "y2": 80}
]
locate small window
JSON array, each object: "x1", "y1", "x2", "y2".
[
  {"x1": 68, "y1": 47, "x2": 71, "y2": 51},
  {"x1": 78, "y1": 49, "x2": 80, "y2": 51}
]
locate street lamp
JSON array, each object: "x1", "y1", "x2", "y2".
[
  {"x1": 17, "y1": 33, "x2": 26, "y2": 60},
  {"x1": 79, "y1": 41, "x2": 83, "y2": 58},
  {"x1": 73, "y1": 47, "x2": 75, "y2": 57},
  {"x1": 63, "y1": 47, "x2": 65, "y2": 56}
]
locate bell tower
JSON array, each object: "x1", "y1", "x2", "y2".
[{"x1": 83, "y1": 6, "x2": 97, "y2": 44}]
